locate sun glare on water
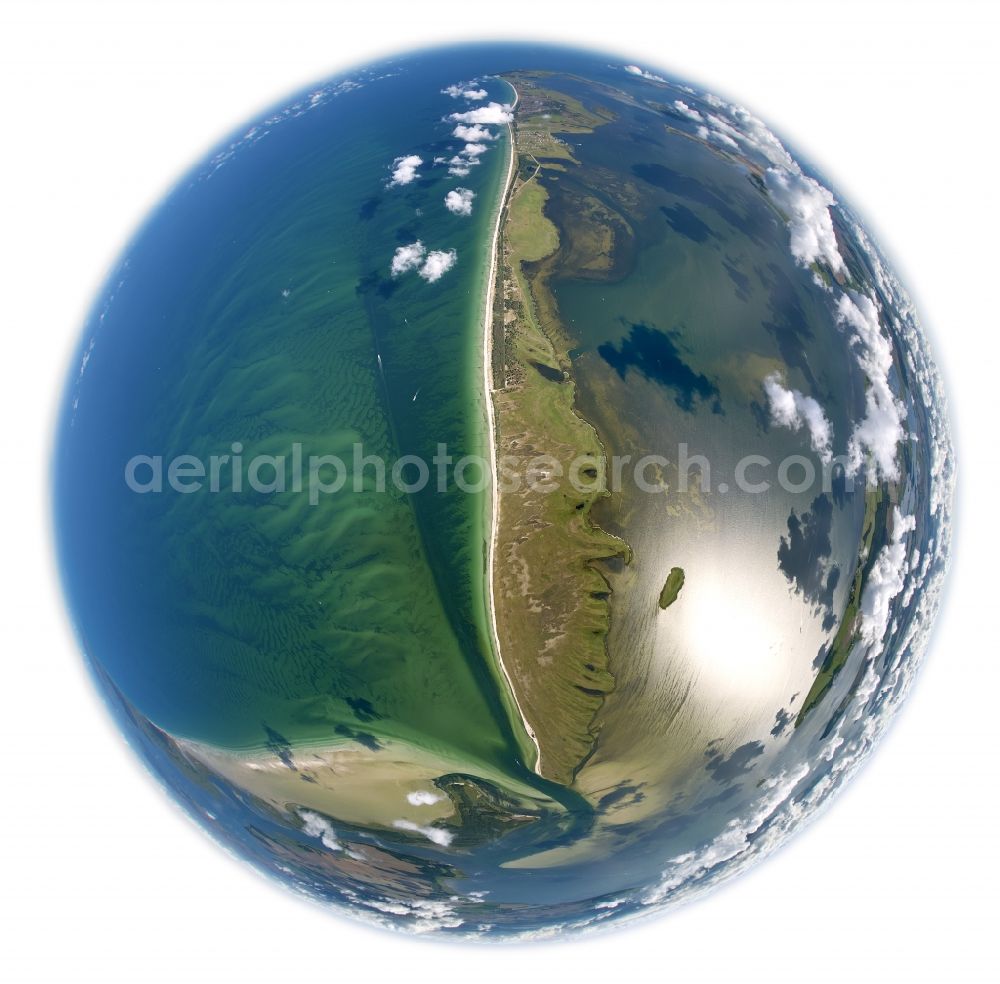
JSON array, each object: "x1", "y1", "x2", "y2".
[{"x1": 676, "y1": 567, "x2": 795, "y2": 701}]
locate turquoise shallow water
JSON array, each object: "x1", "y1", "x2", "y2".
[
  {"x1": 53, "y1": 44, "x2": 953, "y2": 937},
  {"x1": 55, "y1": 52, "x2": 526, "y2": 765}
]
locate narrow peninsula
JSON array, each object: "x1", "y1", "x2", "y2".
[{"x1": 487, "y1": 74, "x2": 629, "y2": 786}]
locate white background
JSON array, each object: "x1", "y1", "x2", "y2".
[{"x1": 1, "y1": 1, "x2": 996, "y2": 981}]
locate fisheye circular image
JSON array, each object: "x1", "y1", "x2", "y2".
[{"x1": 54, "y1": 42, "x2": 954, "y2": 939}]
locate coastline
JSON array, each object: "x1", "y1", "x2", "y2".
[
  {"x1": 479, "y1": 75, "x2": 628, "y2": 784},
  {"x1": 173, "y1": 731, "x2": 554, "y2": 828},
  {"x1": 482, "y1": 81, "x2": 544, "y2": 776}
]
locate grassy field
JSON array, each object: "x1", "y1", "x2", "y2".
[
  {"x1": 489, "y1": 75, "x2": 628, "y2": 785},
  {"x1": 507, "y1": 178, "x2": 559, "y2": 262}
]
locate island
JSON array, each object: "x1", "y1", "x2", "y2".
[{"x1": 658, "y1": 567, "x2": 685, "y2": 609}]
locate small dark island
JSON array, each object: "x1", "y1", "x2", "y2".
[{"x1": 658, "y1": 567, "x2": 685, "y2": 609}]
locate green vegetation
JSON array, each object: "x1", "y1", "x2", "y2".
[
  {"x1": 507, "y1": 178, "x2": 559, "y2": 262},
  {"x1": 796, "y1": 482, "x2": 889, "y2": 725},
  {"x1": 507, "y1": 72, "x2": 613, "y2": 163},
  {"x1": 433, "y1": 774, "x2": 546, "y2": 846},
  {"x1": 490, "y1": 74, "x2": 628, "y2": 786},
  {"x1": 658, "y1": 568, "x2": 685, "y2": 609}
]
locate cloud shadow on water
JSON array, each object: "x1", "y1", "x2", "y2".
[
  {"x1": 777, "y1": 493, "x2": 840, "y2": 630},
  {"x1": 704, "y1": 740, "x2": 765, "y2": 783},
  {"x1": 598, "y1": 320, "x2": 721, "y2": 413},
  {"x1": 759, "y1": 260, "x2": 819, "y2": 392},
  {"x1": 661, "y1": 203, "x2": 716, "y2": 244},
  {"x1": 632, "y1": 162, "x2": 766, "y2": 245}
]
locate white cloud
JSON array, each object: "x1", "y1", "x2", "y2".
[
  {"x1": 350, "y1": 892, "x2": 465, "y2": 933},
  {"x1": 419, "y1": 249, "x2": 457, "y2": 283},
  {"x1": 763, "y1": 372, "x2": 833, "y2": 462},
  {"x1": 704, "y1": 113, "x2": 743, "y2": 146},
  {"x1": 727, "y1": 106, "x2": 795, "y2": 169},
  {"x1": 444, "y1": 188, "x2": 475, "y2": 216},
  {"x1": 836, "y1": 291, "x2": 907, "y2": 481},
  {"x1": 688, "y1": 94, "x2": 860, "y2": 288},
  {"x1": 642, "y1": 765, "x2": 809, "y2": 905},
  {"x1": 390, "y1": 241, "x2": 426, "y2": 277},
  {"x1": 764, "y1": 167, "x2": 846, "y2": 275},
  {"x1": 674, "y1": 100, "x2": 704, "y2": 122},
  {"x1": 406, "y1": 790, "x2": 445, "y2": 806},
  {"x1": 77, "y1": 337, "x2": 95, "y2": 380},
  {"x1": 688, "y1": 104, "x2": 909, "y2": 488},
  {"x1": 388, "y1": 153, "x2": 422, "y2": 187},
  {"x1": 452, "y1": 123, "x2": 496, "y2": 142},
  {"x1": 697, "y1": 124, "x2": 738, "y2": 150},
  {"x1": 391, "y1": 242, "x2": 458, "y2": 285},
  {"x1": 298, "y1": 809, "x2": 342, "y2": 851},
  {"x1": 202, "y1": 76, "x2": 365, "y2": 178},
  {"x1": 449, "y1": 102, "x2": 513, "y2": 125},
  {"x1": 845, "y1": 213, "x2": 954, "y2": 516},
  {"x1": 859, "y1": 508, "x2": 916, "y2": 644},
  {"x1": 393, "y1": 818, "x2": 454, "y2": 846},
  {"x1": 442, "y1": 82, "x2": 488, "y2": 101},
  {"x1": 446, "y1": 125, "x2": 495, "y2": 176},
  {"x1": 690, "y1": 98, "x2": 803, "y2": 180},
  {"x1": 621, "y1": 475, "x2": 946, "y2": 926},
  {"x1": 545, "y1": 202, "x2": 952, "y2": 927},
  {"x1": 448, "y1": 147, "x2": 486, "y2": 176},
  {"x1": 624, "y1": 64, "x2": 666, "y2": 83}
]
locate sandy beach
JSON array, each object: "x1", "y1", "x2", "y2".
[
  {"x1": 174, "y1": 732, "x2": 556, "y2": 831},
  {"x1": 481, "y1": 82, "x2": 543, "y2": 776}
]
